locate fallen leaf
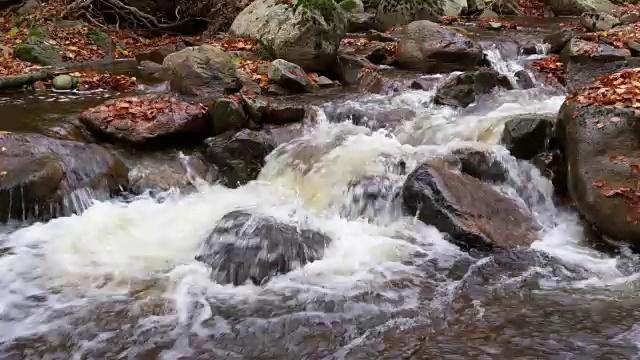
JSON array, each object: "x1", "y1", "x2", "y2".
[{"x1": 592, "y1": 179, "x2": 606, "y2": 188}]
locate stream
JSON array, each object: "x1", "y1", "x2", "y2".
[{"x1": 2, "y1": 22, "x2": 640, "y2": 359}]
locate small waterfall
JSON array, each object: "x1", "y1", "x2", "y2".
[
  {"x1": 535, "y1": 42, "x2": 550, "y2": 56},
  {"x1": 483, "y1": 45, "x2": 524, "y2": 88}
]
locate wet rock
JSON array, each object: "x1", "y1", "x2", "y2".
[
  {"x1": 0, "y1": 132, "x2": 128, "y2": 222},
  {"x1": 519, "y1": 40, "x2": 541, "y2": 55},
  {"x1": 451, "y1": 147, "x2": 508, "y2": 182},
  {"x1": 401, "y1": 160, "x2": 540, "y2": 250},
  {"x1": 531, "y1": 150, "x2": 567, "y2": 194},
  {"x1": 79, "y1": 94, "x2": 210, "y2": 145},
  {"x1": 434, "y1": 68, "x2": 510, "y2": 108},
  {"x1": 396, "y1": 20, "x2": 483, "y2": 74},
  {"x1": 546, "y1": 0, "x2": 613, "y2": 16},
  {"x1": 515, "y1": 69, "x2": 536, "y2": 89},
  {"x1": 342, "y1": 174, "x2": 402, "y2": 220},
  {"x1": 52, "y1": 75, "x2": 78, "y2": 91},
  {"x1": 331, "y1": 52, "x2": 374, "y2": 85},
  {"x1": 163, "y1": 45, "x2": 240, "y2": 97},
  {"x1": 14, "y1": 39, "x2": 63, "y2": 66},
  {"x1": 327, "y1": 102, "x2": 415, "y2": 130},
  {"x1": 543, "y1": 28, "x2": 575, "y2": 54},
  {"x1": 365, "y1": 29, "x2": 397, "y2": 42},
  {"x1": 410, "y1": 77, "x2": 434, "y2": 90},
  {"x1": 230, "y1": 0, "x2": 347, "y2": 72},
  {"x1": 196, "y1": 210, "x2": 331, "y2": 286},
  {"x1": 204, "y1": 129, "x2": 276, "y2": 188},
  {"x1": 561, "y1": 39, "x2": 632, "y2": 91},
  {"x1": 209, "y1": 97, "x2": 249, "y2": 135},
  {"x1": 561, "y1": 38, "x2": 630, "y2": 63},
  {"x1": 266, "y1": 101, "x2": 307, "y2": 125},
  {"x1": 500, "y1": 114, "x2": 554, "y2": 160},
  {"x1": 267, "y1": 59, "x2": 314, "y2": 93},
  {"x1": 127, "y1": 153, "x2": 214, "y2": 193},
  {"x1": 135, "y1": 42, "x2": 187, "y2": 64},
  {"x1": 580, "y1": 12, "x2": 620, "y2": 32},
  {"x1": 556, "y1": 100, "x2": 640, "y2": 247},
  {"x1": 260, "y1": 122, "x2": 307, "y2": 146}
]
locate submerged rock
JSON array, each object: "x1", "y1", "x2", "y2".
[
  {"x1": 204, "y1": 129, "x2": 276, "y2": 188},
  {"x1": 342, "y1": 174, "x2": 402, "y2": 221},
  {"x1": 500, "y1": 114, "x2": 554, "y2": 160},
  {"x1": 196, "y1": 210, "x2": 331, "y2": 285},
  {"x1": 0, "y1": 132, "x2": 128, "y2": 222},
  {"x1": 230, "y1": 0, "x2": 347, "y2": 72},
  {"x1": 395, "y1": 20, "x2": 483, "y2": 74},
  {"x1": 402, "y1": 160, "x2": 540, "y2": 250},
  {"x1": 80, "y1": 95, "x2": 209, "y2": 145},
  {"x1": 434, "y1": 68, "x2": 511, "y2": 108}
]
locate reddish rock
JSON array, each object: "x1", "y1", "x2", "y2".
[{"x1": 79, "y1": 94, "x2": 209, "y2": 145}]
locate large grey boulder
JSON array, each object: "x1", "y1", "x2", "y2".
[
  {"x1": 230, "y1": 0, "x2": 348, "y2": 72},
  {"x1": 556, "y1": 70, "x2": 640, "y2": 248},
  {"x1": 545, "y1": 0, "x2": 614, "y2": 16},
  {"x1": 395, "y1": 20, "x2": 483, "y2": 73},
  {"x1": 163, "y1": 45, "x2": 240, "y2": 97}
]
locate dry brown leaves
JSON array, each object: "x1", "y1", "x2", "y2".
[
  {"x1": 567, "y1": 68, "x2": 640, "y2": 108},
  {"x1": 517, "y1": 0, "x2": 545, "y2": 17},
  {"x1": 212, "y1": 37, "x2": 259, "y2": 52},
  {"x1": 70, "y1": 71, "x2": 137, "y2": 92},
  {"x1": 530, "y1": 55, "x2": 565, "y2": 85},
  {"x1": 591, "y1": 162, "x2": 640, "y2": 224},
  {"x1": 83, "y1": 95, "x2": 206, "y2": 124},
  {"x1": 236, "y1": 59, "x2": 270, "y2": 88},
  {"x1": 590, "y1": 23, "x2": 640, "y2": 49}
]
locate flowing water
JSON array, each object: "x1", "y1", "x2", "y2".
[{"x1": 3, "y1": 39, "x2": 640, "y2": 359}]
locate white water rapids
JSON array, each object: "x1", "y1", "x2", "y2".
[{"x1": 1, "y1": 48, "x2": 640, "y2": 358}]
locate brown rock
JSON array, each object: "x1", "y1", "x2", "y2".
[
  {"x1": 402, "y1": 160, "x2": 541, "y2": 250},
  {"x1": 80, "y1": 94, "x2": 209, "y2": 145}
]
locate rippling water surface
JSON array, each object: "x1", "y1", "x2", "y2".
[{"x1": 2, "y1": 40, "x2": 640, "y2": 360}]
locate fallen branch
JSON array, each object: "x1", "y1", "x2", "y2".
[{"x1": 0, "y1": 70, "x2": 52, "y2": 89}]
